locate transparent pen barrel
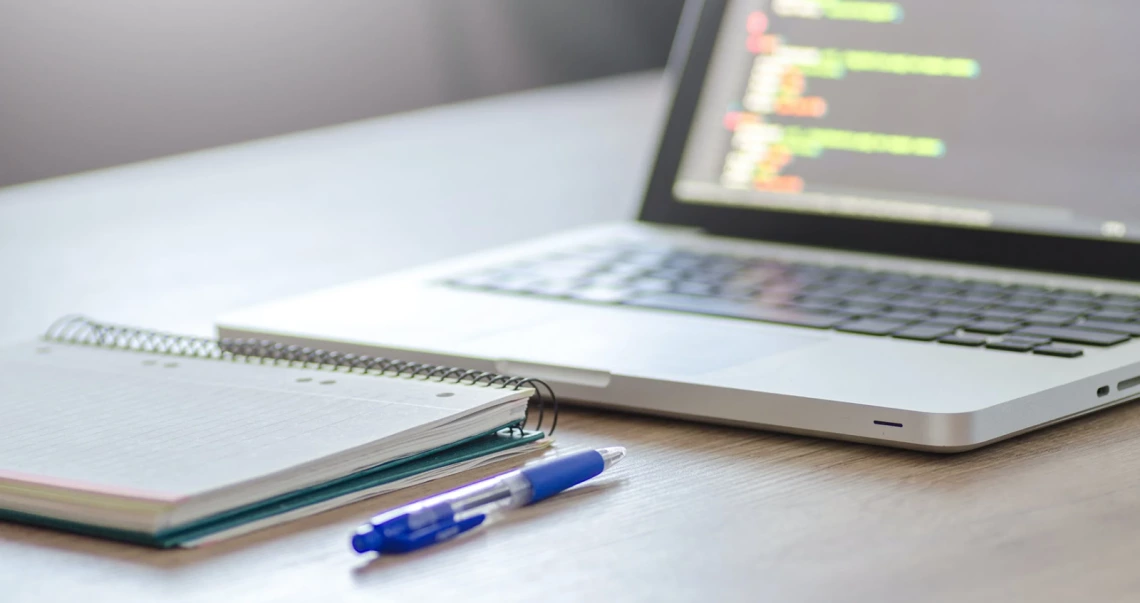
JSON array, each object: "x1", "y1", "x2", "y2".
[{"x1": 437, "y1": 471, "x2": 534, "y2": 521}]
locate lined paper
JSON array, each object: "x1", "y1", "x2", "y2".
[{"x1": 0, "y1": 342, "x2": 520, "y2": 497}]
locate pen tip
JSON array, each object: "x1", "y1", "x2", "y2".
[{"x1": 598, "y1": 446, "x2": 626, "y2": 469}]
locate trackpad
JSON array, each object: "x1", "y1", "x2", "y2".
[{"x1": 462, "y1": 314, "x2": 823, "y2": 377}]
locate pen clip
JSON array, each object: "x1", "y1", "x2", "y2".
[{"x1": 384, "y1": 514, "x2": 486, "y2": 554}]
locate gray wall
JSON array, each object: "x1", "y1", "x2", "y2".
[{"x1": 0, "y1": 0, "x2": 682, "y2": 188}]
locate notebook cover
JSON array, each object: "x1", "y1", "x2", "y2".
[{"x1": 0, "y1": 424, "x2": 544, "y2": 548}]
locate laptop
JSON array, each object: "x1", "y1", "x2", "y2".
[{"x1": 219, "y1": 0, "x2": 1140, "y2": 451}]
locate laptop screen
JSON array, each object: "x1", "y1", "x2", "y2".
[{"x1": 674, "y1": 0, "x2": 1140, "y2": 244}]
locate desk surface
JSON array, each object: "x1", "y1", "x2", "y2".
[{"x1": 4, "y1": 72, "x2": 1140, "y2": 603}]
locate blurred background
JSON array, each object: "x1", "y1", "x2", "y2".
[{"x1": 0, "y1": 0, "x2": 684, "y2": 189}]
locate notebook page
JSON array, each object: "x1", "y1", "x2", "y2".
[{"x1": 0, "y1": 342, "x2": 523, "y2": 499}]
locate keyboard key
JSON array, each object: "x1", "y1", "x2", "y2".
[
  {"x1": 755, "y1": 282, "x2": 803, "y2": 297},
  {"x1": 935, "y1": 302, "x2": 986, "y2": 315},
  {"x1": 1032, "y1": 345, "x2": 1084, "y2": 358},
  {"x1": 977, "y1": 308, "x2": 1028, "y2": 321},
  {"x1": 1006, "y1": 294, "x2": 1052, "y2": 306},
  {"x1": 938, "y1": 334, "x2": 988, "y2": 347},
  {"x1": 1077, "y1": 320, "x2": 1140, "y2": 336},
  {"x1": 909, "y1": 290, "x2": 956, "y2": 303},
  {"x1": 1015, "y1": 325, "x2": 1130, "y2": 346},
  {"x1": 959, "y1": 291, "x2": 1007, "y2": 304},
  {"x1": 888, "y1": 296, "x2": 942, "y2": 311},
  {"x1": 720, "y1": 284, "x2": 764, "y2": 299},
  {"x1": 826, "y1": 278, "x2": 878, "y2": 291},
  {"x1": 964, "y1": 320, "x2": 1022, "y2": 334},
  {"x1": 1100, "y1": 302, "x2": 1140, "y2": 314},
  {"x1": 848, "y1": 292, "x2": 898, "y2": 304},
  {"x1": 1049, "y1": 302, "x2": 1097, "y2": 314},
  {"x1": 792, "y1": 298, "x2": 843, "y2": 313},
  {"x1": 1001, "y1": 301, "x2": 1047, "y2": 313},
  {"x1": 678, "y1": 272, "x2": 732, "y2": 286},
  {"x1": 1085, "y1": 309, "x2": 1137, "y2": 322},
  {"x1": 800, "y1": 284, "x2": 861, "y2": 298},
  {"x1": 1003, "y1": 335, "x2": 1052, "y2": 345},
  {"x1": 876, "y1": 281, "x2": 918, "y2": 293},
  {"x1": 1009, "y1": 284, "x2": 1052, "y2": 295},
  {"x1": 929, "y1": 310, "x2": 979, "y2": 322},
  {"x1": 1022, "y1": 311, "x2": 1079, "y2": 326},
  {"x1": 1100, "y1": 293, "x2": 1140, "y2": 304},
  {"x1": 837, "y1": 318, "x2": 910, "y2": 336},
  {"x1": 877, "y1": 309, "x2": 931, "y2": 322},
  {"x1": 985, "y1": 340, "x2": 1035, "y2": 352},
  {"x1": 624, "y1": 294, "x2": 848, "y2": 328},
  {"x1": 1053, "y1": 289, "x2": 1097, "y2": 301},
  {"x1": 797, "y1": 292, "x2": 846, "y2": 305},
  {"x1": 843, "y1": 302, "x2": 890, "y2": 315},
  {"x1": 914, "y1": 284, "x2": 963, "y2": 296},
  {"x1": 892, "y1": 324, "x2": 956, "y2": 341},
  {"x1": 923, "y1": 316, "x2": 972, "y2": 328}
]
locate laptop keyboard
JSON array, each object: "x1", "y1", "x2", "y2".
[{"x1": 442, "y1": 243, "x2": 1140, "y2": 359}]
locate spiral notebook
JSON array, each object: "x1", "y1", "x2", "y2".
[{"x1": 0, "y1": 316, "x2": 557, "y2": 548}]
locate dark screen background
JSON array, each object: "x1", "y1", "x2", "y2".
[{"x1": 680, "y1": 0, "x2": 1140, "y2": 230}]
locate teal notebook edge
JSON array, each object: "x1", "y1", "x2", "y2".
[{"x1": 0, "y1": 424, "x2": 544, "y2": 548}]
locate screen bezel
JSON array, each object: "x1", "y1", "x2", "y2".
[{"x1": 639, "y1": 0, "x2": 1138, "y2": 281}]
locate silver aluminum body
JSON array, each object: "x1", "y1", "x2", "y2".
[{"x1": 219, "y1": 222, "x2": 1140, "y2": 451}]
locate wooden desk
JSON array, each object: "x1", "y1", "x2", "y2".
[{"x1": 3, "y1": 72, "x2": 1140, "y2": 603}]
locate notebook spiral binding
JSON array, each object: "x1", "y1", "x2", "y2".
[{"x1": 44, "y1": 315, "x2": 557, "y2": 435}]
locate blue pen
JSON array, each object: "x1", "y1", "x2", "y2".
[{"x1": 351, "y1": 447, "x2": 626, "y2": 555}]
